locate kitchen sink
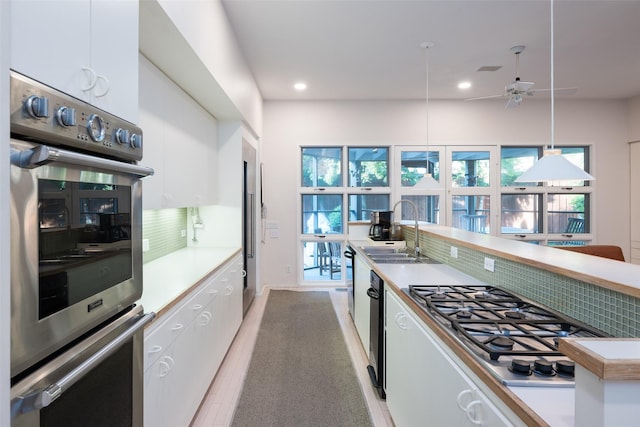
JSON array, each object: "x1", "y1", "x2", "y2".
[{"x1": 361, "y1": 246, "x2": 440, "y2": 264}]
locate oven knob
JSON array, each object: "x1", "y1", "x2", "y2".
[
  {"x1": 55, "y1": 106, "x2": 76, "y2": 127},
  {"x1": 86, "y1": 114, "x2": 106, "y2": 142},
  {"x1": 556, "y1": 359, "x2": 575, "y2": 377},
  {"x1": 510, "y1": 359, "x2": 531, "y2": 375},
  {"x1": 129, "y1": 133, "x2": 142, "y2": 149},
  {"x1": 115, "y1": 128, "x2": 130, "y2": 145},
  {"x1": 533, "y1": 360, "x2": 554, "y2": 375},
  {"x1": 24, "y1": 95, "x2": 49, "y2": 118}
]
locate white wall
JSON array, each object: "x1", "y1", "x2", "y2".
[{"x1": 261, "y1": 98, "x2": 630, "y2": 286}]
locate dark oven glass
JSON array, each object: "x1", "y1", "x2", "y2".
[{"x1": 38, "y1": 178, "x2": 132, "y2": 319}]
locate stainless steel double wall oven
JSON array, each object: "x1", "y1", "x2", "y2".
[{"x1": 9, "y1": 71, "x2": 154, "y2": 426}]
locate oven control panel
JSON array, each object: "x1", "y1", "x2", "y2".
[{"x1": 9, "y1": 70, "x2": 143, "y2": 162}]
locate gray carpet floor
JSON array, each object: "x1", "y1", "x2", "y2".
[{"x1": 231, "y1": 290, "x2": 373, "y2": 427}]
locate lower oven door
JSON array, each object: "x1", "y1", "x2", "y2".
[{"x1": 10, "y1": 305, "x2": 155, "y2": 427}]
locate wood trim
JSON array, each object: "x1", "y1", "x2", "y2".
[{"x1": 559, "y1": 338, "x2": 640, "y2": 381}]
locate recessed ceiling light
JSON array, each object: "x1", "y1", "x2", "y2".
[
  {"x1": 458, "y1": 81, "x2": 472, "y2": 90},
  {"x1": 294, "y1": 82, "x2": 307, "y2": 91}
]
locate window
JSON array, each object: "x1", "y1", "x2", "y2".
[
  {"x1": 302, "y1": 147, "x2": 342, "y2": 187},
  {"x1": 500, "y1": 146, "x2": 593, "y2": 244},
  {"x1": 451, "y1": 150, "x2": 490, "y2": 187},
  {"x1": 348, "y1": 147, "x2": 389, "y2": 187},
  {"x1": 400, "y1": 151, "x2": 440, "y2": 186},
  {"x1": 300, "y1": 146, "x2": 390, "y2": 284}
]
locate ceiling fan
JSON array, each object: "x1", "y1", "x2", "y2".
[{"x1": 465, "y1": 45, "x2": 577, "y2": 109}]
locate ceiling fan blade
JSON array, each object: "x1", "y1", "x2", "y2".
[
  {"x1": 505, "y1": 93, "x2": 524, "y2": 109},
  {"x1": 464, "y1": 94, "x2": 507, "y2": 102},
  {"x1": 508, "y1": 81, "x2": 535, "y2": 92},
  {"x1": 527, "y1": 87, "x2": 578, "y2": 95}
]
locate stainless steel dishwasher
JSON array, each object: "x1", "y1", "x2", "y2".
[{"x1": 366, "y1": 270, "x2": 385, "y2": 399}]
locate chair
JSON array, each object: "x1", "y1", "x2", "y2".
[
  {"x1": 565, "y1": 217, "x2": 585, "y2": 234},
  {"x1": 318, "y1": 242, "x2": 331, "y2": 276},
  {"x1": 328, "y1": 242, "x2": 342, "y2": 279},
  {"x1": 558, "y1": 245, "x2": 625, "y2": 262}
]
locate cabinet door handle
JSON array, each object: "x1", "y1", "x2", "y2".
[
  {"x1": 192, "y1": 304, "x2": 203, "y2": 311},
  {"x1": 465, "y1": 400, "x2": 483, "y2": 425},
  {"x1": 456, "y1": 389, "x2": 475, "y2": 411},
  {"x1": 81, "y1": 67, "x2": 97, "y2": 91},
  {"x1": 241, "y1": 269, "x2": 247, "y2": 278},
  {"x1": 198, "y1": 311, "x2": 212, "y2": 326},
  {"x1": 394, "y1": 312, "x2": 408, "y2": 330},
  {"x1": 224, "y1": 285, "x2": 233, "y2": 296},
  {"x1": 147, "y1": 345, "x2": 163, "y2": 355},
  {"x1": 171, "y1": 323, "x2": 184, "y2": 332},
  {"x1": 93, "y1": 74, "x2": 110, "y2": 97},
  {"x1": 208, "y1": 289, "x2": 219, "y2": 297},
  {"x1": 158, "y1": 356, "x2": 175, "y2": 377}
]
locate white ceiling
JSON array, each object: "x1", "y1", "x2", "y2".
[{"x1": 221, "y1": 0, "x2": 640, "y2": 102}]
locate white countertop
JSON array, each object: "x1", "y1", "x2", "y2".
[
  {"x1": 350, "y1": 238, "x2": 576, "y2": 427},
  {"x1": 140, "y1": 246, "x2": 240, "y2": 315}
]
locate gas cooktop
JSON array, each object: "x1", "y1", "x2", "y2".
[{"x1": 404, "y1": 284, "x2": 609, "y2": 387}]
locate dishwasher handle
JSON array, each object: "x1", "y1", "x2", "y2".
[{"x1": 367, "y1": 287, "x2": 379, "y2": 300}]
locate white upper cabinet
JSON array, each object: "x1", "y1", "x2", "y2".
[
  {"x1": 10, "y1": 0, "x2": 139, "y2": 123},
  {"x1": 139, "y1": 55, "x2": 218, "y2": 210}
]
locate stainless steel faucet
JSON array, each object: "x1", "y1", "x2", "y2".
[{"x1": 392, "y1": 200, "x2": 420, "y2": 256}]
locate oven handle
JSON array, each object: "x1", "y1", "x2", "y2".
[
  {"x1": 11, "y1": 145, "x2": 154, "y2": 178},
  {"x1": 13, "y1": 311, "x2": 155, "y2": 415}
]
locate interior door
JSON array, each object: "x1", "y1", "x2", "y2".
[{"x1": 242, "y1": 140, "x2": 257, "y2": 315}]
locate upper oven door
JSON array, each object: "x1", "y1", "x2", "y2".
[{"x1": 10, "y1": 139, "x2": 153, "y2": 379}]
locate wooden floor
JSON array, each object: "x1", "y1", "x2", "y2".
[{"x1": 191, "y1": 287, "x2": 394, "y2": 427}]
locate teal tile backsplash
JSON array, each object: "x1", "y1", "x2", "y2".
[
  {"x1": 406, "y1": 229, "x2": 640, "y2": 338},
  {"x1": 142, "y1": 208, "x2": 188, "y2": 263}
]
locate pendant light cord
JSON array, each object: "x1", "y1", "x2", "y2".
[
  {"x1": 421, "y1": 42, "x2": 434, "y2": 167},
  {"x1": 550, "y1": 0, "x2": 555, "y2": 150}
]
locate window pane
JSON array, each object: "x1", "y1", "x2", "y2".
[
  {"x1": 451, "y1": 151, "x2": 490, "y2": 187},
  {"x1": 550, "y1": 147, "x2": 591, "y2": 187},
  {"x1": 348, "y1": 147, "x2": 389, "y2": 187},
  {"x1": 501, "y1": 147, "x2": 540, "y2": 187},
  {"x1": 452, "y1": 195, "x2": 490, "y2": 233},
  {"x1": 400, "y1": 151, "x2": 440, "y2": 186},
  {"x1": 348, "y1": 194, "x2": 389, "y2": 221},
  {"x1": 400, "y1": 195, "x2": 440, "y2": 224},
  {"x1": 501, "y1": 194, "x2": 542, "y2": 234},
  {"x1": 547, "y1": 194, "x2": 589, "y2": 234},
  {"x1": 301, "y1": 147, "x2": 342, "y2": 187},
  {"x1": 302, "y1": 194, "x2": 343, "y2": 234},
  {"x1": 302, "y1": 241, "x2": 343, "y2": 281}
]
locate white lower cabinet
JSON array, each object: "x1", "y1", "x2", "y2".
[
  {"x1": 144, "y1": 255, "x2": 243, "y2": 427},
  {"x1": 353, "y1": 253, "x2": 372, "y2": 351},
  {"x1": 385, "y1": 290, "x2": 518, "y2": 427}
]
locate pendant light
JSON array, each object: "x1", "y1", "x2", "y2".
[
  {"x1": 414, "y1": 41, "x2": 440, "y2": 189},
  {"x1": 515, "y1": 0, "x2": 594, "y2": 183}
]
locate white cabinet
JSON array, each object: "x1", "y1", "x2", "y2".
[
  {"x1": 144, "y1": 254, "x2": 243, "y2": 427},
  {"x1": 385, "y1": 290, "x2": 518, "y2": 427},
  {"x1": 631, "y1": 142, "x2": 640, "y2": 264},
  {"x1": 353, "y1": 252, "x2": 372, "y2": 351},
  {"x1": 10, "y1": 0, "x2": 139, "y2": 123},
  {"x1": 139, "y1": 55, "x2": 218, "y2": 210}
]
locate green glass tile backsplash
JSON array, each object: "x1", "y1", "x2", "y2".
[
  {"x1": 142, "y1": 208, "x2": 188, "y2": 263},
  {"x1": 414, "y1": 231, "x2": 640, "y2": 338}
]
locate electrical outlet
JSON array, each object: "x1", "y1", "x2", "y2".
[
  {"x1": 450, "y1": 246, "x2": 458, "y2": 258},
  {"x1": 181, "y1": 229, "x2": 186, "y2": 237},
  {"x1": 286, "y1": 264, "x2": 292, "y2": 273},
  {"x1": 484, "y1": 257, "x2": 495, "y2": 272},
  {"x1": 142, "y1": 239, "x2": 150, "y2": 252}
]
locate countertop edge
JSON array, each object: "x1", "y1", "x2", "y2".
[{"x1": 141, "y1": 246, "x2": 242, "y2": 322}]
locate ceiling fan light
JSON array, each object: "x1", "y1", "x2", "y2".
[
  {"x1": 514, "y1": 149, "x2": 595, "y2": 182},
  {"x1": 414, "y1": 173, "x2": 440, "y2": 189}
]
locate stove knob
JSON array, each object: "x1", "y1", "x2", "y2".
[
  {"x1": 56, "y1": 106, "x2": 76, "y2": 127},
  {"x1": 129, "y1": 133, "x2": 142, "y2": 149},
  {"x1": 534, "y1": 360, "x2": 554, "y2": 375},
  {"x1": 556, "y1": 360, "x2": 575, "y2": 377},
  {"x1": 86, "y1": 114, "x2": 106, "y2": 142},
  {"x1": 115, "y1": 128, "x2": 130, "y2": 145},
  {"x1": 510, "y1": 359, "x2": 531, "y2": 375},
  {"x1": 24, "y1": 95, "x2": 49, "y2": 118}
]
